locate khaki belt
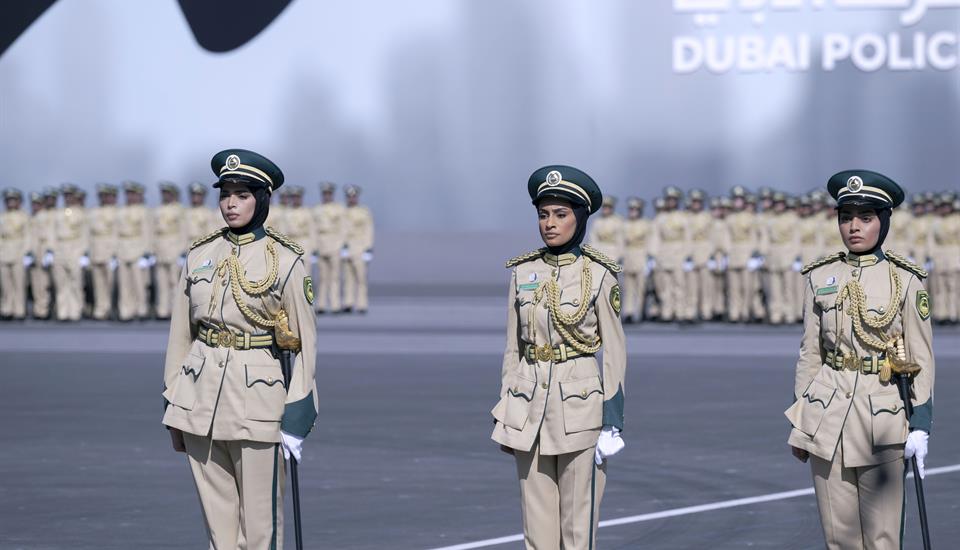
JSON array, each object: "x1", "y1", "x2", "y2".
[
  {"x1": 825, "y1": 350, "x2": 885, "y2": 375},
  {"x1": 198, "y1": 324, "x2": 274, "y2": 350},
  {"x1": 524, "y1": 343, "x2": 591, "y2": 364}
]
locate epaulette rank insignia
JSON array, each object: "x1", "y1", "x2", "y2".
[
  {"x1": 581, "y1": 244, "x2": 622, "y2": 274},
  {"x1": 505, "y1": 248, "x2": 547, "y2": 268},
  {"x1": 885, "y1": 250, "x2": 928, "y2": 279},
  {"x1": 189, "y1": 227, "x2": 228, "y2": 250},
  {"x1": 800, "y1": 251, "x2": 845, "y2": 275},
  {"x1": 265, "y1": 226, "x2": 304, "y2": 255}
]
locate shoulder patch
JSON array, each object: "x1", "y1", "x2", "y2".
[
  {"x1": 303, "y1": 276, "x2": 314, "y2": 305},
  {"x1": 505, "y1": 248, "x2": 546, "y2": 268},
  {"x1": 885, "y1": 250, "x2": 928, "y2": 279},
  {"x1": 265, "y1": 226, "x2": 304, "y2": 255},
  {"x1": 189, "y1": 227, "x2": 227, "y2": 250},
  {"x1": 581, "y1": 244, "x2": 622, "y2": 274},
  {"x1": 800, "y1": 251, "x2": 845, "y2": 275},
  {"x1": 610, "y1": 284, "x2": 621, "y2": 315},
  {"x1": 916, "y1": 289, "x2": 930, "y2": 320}
]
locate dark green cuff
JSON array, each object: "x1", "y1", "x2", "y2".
[
  {"x1": 909, "y1": 399, "x2": 933, "y2": 433},
  {"x1": 281, "y1": 392, "x2": 317, "y2": 438},
  {"x1": 602, "y1": 384, "x2": 624, "y2": 431}
]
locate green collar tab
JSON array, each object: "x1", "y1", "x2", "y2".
[
  {"x1": 226, "y1": 227, "x2": 266, "y2": 246},
  {"x1": 543, "y1": 247, "x2": 581, "y2": 267},
  {"x1": 844, "y1": 249, "x2": 884, "y2": 268}
]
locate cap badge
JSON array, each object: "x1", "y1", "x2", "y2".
[
  {"x1": 545, "y1": 170, "x2": 562, "y2": 186},
  {"x1": 225, "y1": 154, "x2": 241, "y2": 171},
  {"x1": 846, "y1": 176, "x2": 863, "y2": 193}
]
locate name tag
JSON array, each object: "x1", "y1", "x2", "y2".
[
  {"x1": 518, "y1": 282, "x2": 540, "y2": 291},
  {"x1": 816, "y1": 286, "x2": 838, "y2": 296}
]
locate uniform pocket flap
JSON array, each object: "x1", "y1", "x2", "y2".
[
  {"x1": 869, "y1": 393, "x2": 904, "y2": 416},
  {"x1": 506, "y1": 372, "x2": 537, "y2": 402},
  {"x1": 244, "y1": 363, "x2": 285, "y2": 388},
  {"x1": 801, "y1": 379, "x2": 836, "y2": 409},
  {"x1": 560, "y1": 376, "x2": 603, "y2": 401},
  {"x1": 180, "y1": 351, "x2": 206, "y2": 378}
]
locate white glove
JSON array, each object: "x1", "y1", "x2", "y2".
[
  {"x1": 904, "y1": 430, "x2": 928, "y2": 479},
  {"x1": 719, "y1": 255, "x2": 729, "y2": 271},
  {"x1": 924, "y1": 259, "x2": 934, "y2": 272},
  {"x1": 148, "y1": 254, "x2": 157, "y2": 267},
  {"x1": 706, "y1": 258, "x2": 718, "y2": 271},
  {"x1": 362, "y1": 250, "x2": 373, "y2": 263},
  {"x1": 309, "y1": 253, "x2": 319, "y2": 265},
  {"x1": 594, "y1": 426, "x2": 625, "y2": 466},
  {"x1": 42, "y1": 251, "x2": 54, "y2": 268},
  {"x1": 177, "y1": 254, "x2": 187, "y2": 267},
  {"x1": 280, "y1": 430, "x2": 304, "y2": 463},
  {"x1": 682, "y1": 258, "x2": 695, "y2": 272},
  {"x1": 109, "y1": 257, "x2": 119, "y2": 271},
  {"x1": 791, "y1": 259, "x2": 803, "y2": 272},
  {"x1": 137, "y1": 256, "x2": 150, "y2": 269},
  {"x1": 645, "y1": 257, "x2": 656, "y2": 275},
  {"x1": 746, "y1": 257, "x2": 761, "y2": 272},
  {"x1": 79, "y1": 255, "x2": 90, "y2": 268},
  {"x1": 340, "y1": 246, "x2": 350, "y2": 259},
  {"x1": 23, "y1": 254, "x2": 34, "y2": 268}
]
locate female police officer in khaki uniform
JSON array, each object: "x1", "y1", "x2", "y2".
[
  {"x1": 163, "y1": 149, "x2": 318, "y2": 549},
  {"x1": 785, "y1": 170, "x2": 934, "y2": 550},
  {"x1": 492, "y1": 165, "x2": 627, "y2": 550}
]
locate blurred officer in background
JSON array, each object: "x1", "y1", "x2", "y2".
[
  {"x1": 284, "y1": 185, "x2": 314, "y2": 253},
  {"x1": 650, "y1": 186, "x2": 688, "y2": 323},
  {"x1": 117, "y1": 181, "x2": 152, "y2": 321},
  {"x1": 312, "y1": 182, "x2": 345, "y2": 314},
  {"x1": 686, "y1": 189, "x2": 713, "y2": 322},
  {"x1": 53, "y1": 184, "x2": 89, "y2": 321},
  {"x1": 342, "y1": 184, "x2": 374, "y2": 314},
  {"x1": 930, "y1": 192, "x2": 958, "y2": 323},
  {"x1": 707, "y1": 197, "x2": 731, "y2": 321},
  {"x1": 621, "y1": 197, "x2": 651, "y2": 323},
  {"x1": 185, "y1": 182, "x2": 220, "y2": 244},
  {"x1": 88, "y1": 184, "x2": 119, "y2": 320},
  {"x1": 763, "y1": 192, "x2": 800, "y2": 325},
  {"x1": 0, "y1": 188, "x2": 29, "y2": 320},
  {"x1": 153, "y1": 181, "x2": 186, "y2": 319},
  {"x1": 588, "y1": 196, "x2": 624, "y2": 262}
]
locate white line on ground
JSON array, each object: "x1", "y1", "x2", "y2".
[{"x1": 428, "y1": 463, "x2": 960, "y2": 550}]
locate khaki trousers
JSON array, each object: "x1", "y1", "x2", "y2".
[
  {"x1": 0, "y1": 262, "x2": 26, "y2": 318},
  {"x1": 711, "y1": 271, "x2": 726, "y2": 319},
  {"x1": 810, "y1": 443, "x2": 905, "y2": 550},
  {"x1": 726, "y1": 269, "x2": 748, "y2": 322},
  {"x1": 621, "y1": 270, "x2": 646, "y2": 320},
  {"x1": 766, "y1": 269, "x2": 795, "y2": 324},
  {"x1": 53, "y1": 260, "x2": 84, "y2": 321},
  {"x1": 117, "y1": 261, "x2": 148, "y2": 320},
  {"x1": 684, "y1": 267, "x2": 713, "y2": 321},
  {"x1": 154, "y1": 261, "x2": 178, "y2": 318},
  {"x1": 342, "y1": 256, "x2": 368, "y2": 311},
  {"x1": 91, "y1": 263, "x2": 115, "y2": 320},
  {"x1": 514, "y1": 441, "x2": 606, "y2": 550},
  {"x1": 29, "y1": 265, "x2": 52, "y2": 318},
  {"x1": 653, "y1": 268, "x2": 682, "y2": 321},
  {"x1": 184, "y1": 433, "x2": 285, "y2": 550},
  {"x1": 316, "y1": 254, "x2": 341, "y2": 312}
]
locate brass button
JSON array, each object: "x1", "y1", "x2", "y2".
[
  {"x1": 267, "y1": 377, "x2": 274, "y2": 383},
  {"x1": 581, "y1": 389, "x2": 588, "y2": 397},
  {"x1": 851, "y1": 269, "x2": 859, "y2": 277},
  {"x1": 218, "y1": 361, "x2": 224, "y2": 369},
  {"x1": 846, "y1": 391, "x2": 853, "y2": 399},
  {"x1": 878, "y1": 306, "x2": 885, "y2": 313},
  {"x1": 541, "y1": 382, "x2": 548, "y2": 389},
  {"x1": 572, "y1": 299, "x2": 580, "y2": 306},
  {"x1": 551, "y1": 269, "x2": 558, "y2": 278},
  {"x1": 513, "y1": 386, "x2": 518, "y2": 393}
]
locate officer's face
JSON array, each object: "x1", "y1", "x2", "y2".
[
  {"x1": 838, "y1": 206, "x2": 881, "y2": 253},
  {"x1": 538, "y1": 198, "x2": 577, "y2": 248},
  {"x1": 190, "y1": 192, "x2": 205, "y2": 207},
  {"x1": 4, "y1": 197, "x2": 20, "y2": 210},
  {"x1": 628, "y1": 206, "x2": 642, "y2": 219},
  {"x1": 601, "y1": 205, "x2": 614, "y2": 216},
  {"x1": 347, "y1": 194, "x2": 359, "y2": 206},
  {"x1": 689, "y1": 199, "x2": 703, "y2": 212},
  {"x1": 322, "y1": 190, "x2": 334, "y2": 203},
  {"x1": 161, "y1": 190, "x2": 177, "y2": 204},
  {"x1": 219, "y1": 182, "x2": 256, "y2": 228},
  {"x1": 774, "y1": 201, "x2": 786, "y2": 213},
  {"x1": 126, "y1": 192, "x2": 144, "y2": 205}
]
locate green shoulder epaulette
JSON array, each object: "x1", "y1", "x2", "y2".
[
  {"x1": 581, "y1": 244, "x2": 622, "y2": 274},
  {"x1": 505, "y1": 248, "x2": 546, "y2": 268},
  {"x1": 189, "y1": 227, "x2": 227, "y2": 250},
  {"x1": 265, "y1": 226, "x2": 304, "y2": 255},
  {"x1": 800, "y1": 251, "x2": 845, "y2": 275},
  {"x1": 885, "y1": 250, "x2": 928, "y2": 279}
]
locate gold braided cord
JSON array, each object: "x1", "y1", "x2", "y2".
[
  {"x1": 543, "y1": 257, "x2": 602, "y2": 354},
  {"x1": 213, "y1": 241, "x2": 281, "y2": 328},
  {"x1": 835, "y1": 262, "x2": 919, "y2": 381}
]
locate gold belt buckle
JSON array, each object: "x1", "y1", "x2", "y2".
[
  {"x1": 842, "y1": 354, "x2": 858, "y2": 371},
  {"x1": 217, "y1": 329, "x2": 235, "y2": 349},
  {"x1": 536, "y1": 344, "x2": 553, "y2": 362}
]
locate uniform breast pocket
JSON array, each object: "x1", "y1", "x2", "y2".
[
  {"x1": 559, "y1": 376, "x2": 603, "y2": 434},
  {"x1": 785, "y1": 378, "x2": 836, "y2": 438},
  {"x1": 244, "y1": 363, "x2": 286, "y2": 422},
  {"x1": 492, "y1": 371, "x2": 537, "y2": 431},
  {"x1": 869, "y1": 391, "x2": 908, "y2": 448},
  {"x1": 166, "y1": 351, "x2": 206, "y2": 411}
]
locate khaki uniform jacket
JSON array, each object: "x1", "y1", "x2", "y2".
[
  {"x1": 312, "y1": 202, "x2": 346, "y2": 256},
  {"x1": 798, "y1": 216, "x2": 824, "y2": 264},
  {"x1": 88, "y1": 206, "x2": 119, "y2": 264},
  {"x1": 344, "y1": 206, "x2": 374, "y2": 257},
  {"x1": 162, "y1": 228, "x2": 318, "y2": 442},
  {"x1": 117, "y1": 205, "x2": 152, "y2": 262},
  {"x1": 726, "y1": 211, "x2": 760, "y2": 267},
  {"x1": 932, "y1": 214, "x2": 960, "y2": 272},
  {"x1": 28, "y1": 210, "x2": 55, "y2": 256},
  {"x1": 266, "y1": 205, "x2": 288, "y2": 235},
  {"x1": 763, "y1": 212, "x2": 800, "y2": 271},
  {"x1": 285, "y1": 207, "x2": 315, "y2": 252},
  {"x1": 622, "y1": 218, "x2": 652, "y2": 273},
  {"x1": 53, "y1": 207, "x2": 89, "y2": 263},
  {"x1": 588, "y1": 214, "x2": 625, "y2": 261},
  {"x1": 785, "y1": 252, "x2": 934, "y2": 467},
  {"x1": 153, "y1": 203, "x2": 187, "y2": 263},
  {"x1": 491, "y1": 249, "x2": 626, "y2": 456},
  {"x1": 650, "y1": 211, "x2": 689, "y2": 270},
  {"x1": 709, "y1": 218, "x2": 731, "y2": 261},
  {"x1": 688, "y1": 211, "x2": 714, "y2": 265},
  {"x1": 185, "y1": 207, "x2": 221, "y2": 245},
  {"x1": 0, "y1": 210, "x2": 29, "y2": 264}
]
